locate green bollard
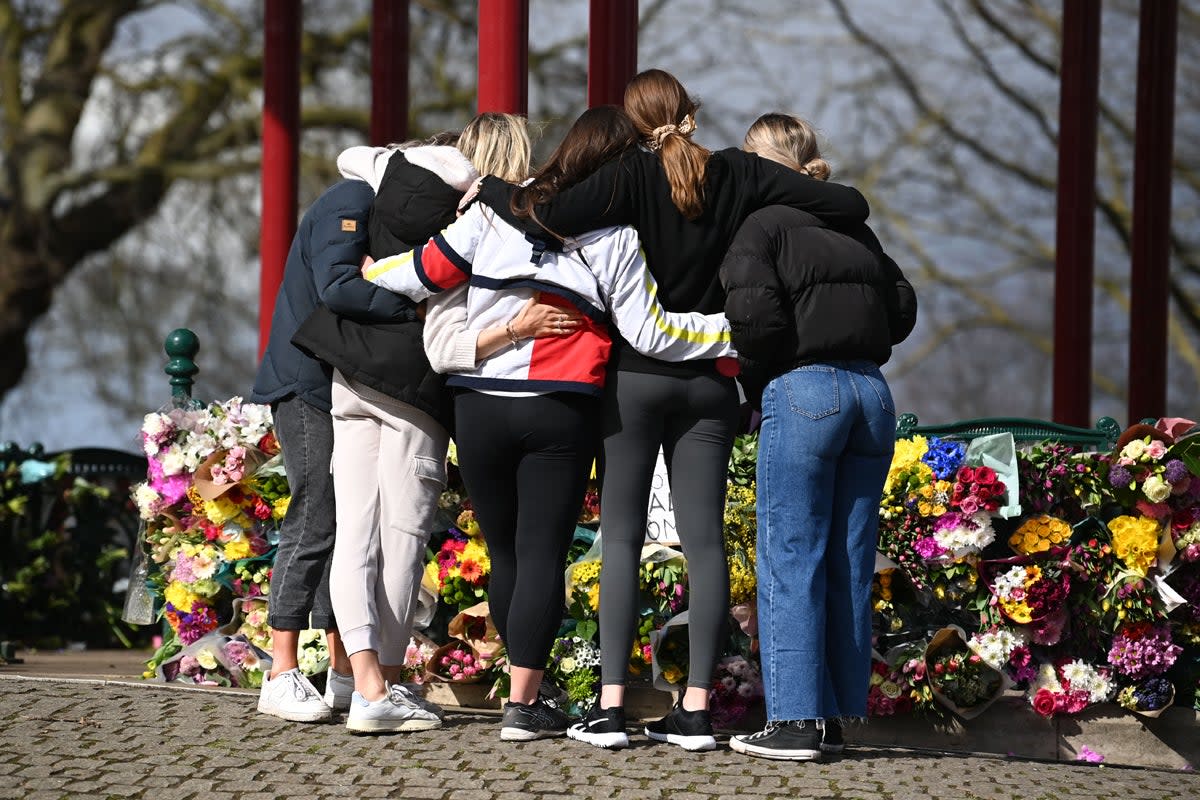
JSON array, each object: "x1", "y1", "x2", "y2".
[{"x1": 163, "y1": 328, "x2": 200, "y2": 409}]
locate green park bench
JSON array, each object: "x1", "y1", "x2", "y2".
[{"x1": 894, "y1": 412, "x2": 1123, "y2": 451}]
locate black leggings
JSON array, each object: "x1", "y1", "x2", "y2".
[
  {"x1": 454, "y1": 390, "x2": 599, "y2": 669},
  {"x1": 598, "y1": 369, "x2": 739, "y2": 689}
]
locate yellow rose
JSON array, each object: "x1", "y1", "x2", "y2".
[{"x1": 196, "y1": 648, "x2": 219, "y2": 670}]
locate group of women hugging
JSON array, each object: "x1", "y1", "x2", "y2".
[{"x1": 250, "y1": 68, "x2": 917, "y2": 763}]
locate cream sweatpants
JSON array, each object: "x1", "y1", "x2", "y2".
[{"x1": 329, "y1": 370, "x2": 449, "y2": 665}]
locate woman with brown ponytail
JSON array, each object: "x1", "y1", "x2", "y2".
[{"x1": 477, "y1": 69, "x2": 873, "y2": 752}]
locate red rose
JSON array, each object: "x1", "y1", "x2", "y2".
[
  {"x1": 1032, "y1": 688, "x2": 1058, "y2": 718},
  {"x1": 975, "y1": 466, "x2": 997, "y2": 484},
  {"x1": 958, "y1": 466, "x2": 976, "y2": 482}
]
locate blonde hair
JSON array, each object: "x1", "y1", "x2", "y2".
[
  {"x1": 624, "y1": 69, "x2": 710, "y2": 220},
  {"x1": 743, "y1": 113, "x2": 831, "y2": 181},
  {"x1": 458, "y1": 112, "x2": 531, "y2": 182}
]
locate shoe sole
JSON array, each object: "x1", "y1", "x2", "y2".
[
  {"x1": 500, "y1": 726, "x2": 567, "y2": 741},
  {"x1": 729, "y1": 736, "x2": 821, "y2": 760},
  {"x1": 644, "y1": 729, "x2": 717, "y2": 752},
  {"x1": 566, "y1": 726, "x2": 629, "y2": 749},
  {"x1": 346, "y1": 717, "x2": 442, "y2": 733},
  {"x1": 257, "y1": 701, "x2": 332, "y2": 723}
]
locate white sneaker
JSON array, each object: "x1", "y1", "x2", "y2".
[
  {"x1": 323, "y1": 668, "x2": 354, "y2": 712},
  {"x1": 258, "y1": 668, "x2": 333, "y2": 723},
  {"x1": 345, "y1": 683, "x2": 442, "y2": 733},
  {"x1": 393, "y1": 682, "x2": 445, "y2": 721}
]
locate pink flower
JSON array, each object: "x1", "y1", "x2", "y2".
[
  {"x1": 1146, "y1": 440, "x2": 1168, "y2": 461},
  {"x1": 1077, "y1": 745, "x2": 1105, "y2": 763}
]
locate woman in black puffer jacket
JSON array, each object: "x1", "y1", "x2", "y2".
[{"x1": 720, "y1": 114, "x2": 917, "y2": 762}]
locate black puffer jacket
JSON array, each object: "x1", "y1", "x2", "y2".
[
  {"x1": 719, "y1": 205, "x2": 917, "y2": 401},
  {"x1": 292, "y1": 149, "x2": 472, "y2": 431}
]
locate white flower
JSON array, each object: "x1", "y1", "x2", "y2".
[
  {"x1": 133, "y1": 484, "x2": 161, "y2": 520},
  {"x1": 1060, "y1": 660, "x2": 1112, "y2": 703},
  {"x1": 196, "y1": 648, "x2": 219, "y2": 670},
  {"x1": 1120, "y1": 439, "x2": 1148, "y2": 462},
  {"x1": 560, "y1": 657, "x2": 577, "y2": 673},
  {"x1": 1143, "y1": 475, "x2": 1172, "y2": 504},
  {"x1": 933, "y1": 512, "x2": 995, "y2": 558},
  {"x1": 992, "y1": 565, "x2": 1029, "y2": 601},
  {"x1": 160, "y1": 446, "x2": 187, "y2": 477},
  {"x1": 968, "y1": 628, "x2": 1026, "y2": 670},
  {"x1": 1030, "y1": 662, "x2": 1062, "y2": 694}
]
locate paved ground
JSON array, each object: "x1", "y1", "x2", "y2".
[{"x1": 1, "y1": 676, "x2": 1198, "y2": 800}]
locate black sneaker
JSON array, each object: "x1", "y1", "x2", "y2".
[
  {"x1": 644, "y1": 702, "x2": 716, "y2": 751},
  {"x1": 820, "y1": 718, "x2": 845, "y2": 754},
  {"x1": 729, "y1": 720, "x2": 822, "y2": 761},
  {"x1": 500, "y1": 699, "x2": 571, "y2": 741},
  {"x1": 567, "y1": 703, "x2": 629, "y2": 749}
]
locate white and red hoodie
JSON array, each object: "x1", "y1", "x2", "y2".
[{"x1": 364, "y1": 203, "x2": 736, "y2": 397}]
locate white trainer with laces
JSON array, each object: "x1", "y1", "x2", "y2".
[
  {"x1": 323, "y1": 668, "x2": 354, "y2": 713},
  {"x1": 346, "y1": 683, "x2": 442, "y2": 733},
  {"x1": 258, "y1": 668, "x2": 333, "y2": 723}
]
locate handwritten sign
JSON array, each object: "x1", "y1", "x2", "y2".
[{"x1": 644, "y1": 448, "x2": 679, "y2": 545}]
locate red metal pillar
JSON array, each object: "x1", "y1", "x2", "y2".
[
  {"x1": 588, "y1": 0, "x2": 638, "y2": 107},
  {"x1": 1051, "y1": 0, "x2": 1101, "y2": 427},
  {"x1": 371, "y1": 0, "x2": 409, "y2": 145},
  {"x1": 258, "y1": 1, "x2": 301, "y2": 359},
  {"x1": 477, "y1": 0, "x2": 528, "y2": 114},
  {"x1": 1128, "y1": 0, "x2": 1178, "y2": 424}
]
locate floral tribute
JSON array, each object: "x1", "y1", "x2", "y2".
[
  {"x1": 128, "y1": 394, "x2": 1200, "y2": 730},
  {"x1": 132, "y1": 398, "x2": 292, "y2": 680}
]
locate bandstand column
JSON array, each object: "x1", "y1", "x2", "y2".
[
  {"x1": 371, "y1": 0, "x2": 409, "y2": 145},
  {"x1": 258, "y1": 0, "x2": 301, "y2": 358},
  {"x1": 1128, "y1": 0, "x2": 1178, "y2": 423},
  {"x1": 588, "y1": 0, "x2": 638, "y2": 107},
  {"x1": 477, "y1": 0, "x2": 529, "y2": 114}
]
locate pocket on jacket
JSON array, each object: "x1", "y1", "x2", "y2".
[
  {"x1": 782, "y1": 366, "x2": 840, "y2": 420},
  {"x1": 412, "y1": 455, "x2": 448, "y2": 488}
]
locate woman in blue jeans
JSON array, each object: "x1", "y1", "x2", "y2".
[{"x1": 719, "y1": 114, "x2": 917, "y2": 761}]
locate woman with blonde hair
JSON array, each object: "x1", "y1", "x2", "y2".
[
  {"x1": 477, "y1": 69, "x2": 872, "y2": 752},
  {"x1": 721, "y1": 113, "x2": 916, "y2": 760}
]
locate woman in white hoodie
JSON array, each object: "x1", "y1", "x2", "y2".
[{"x1": 292, "y1": 114, "x2": 567, "y2": 734}]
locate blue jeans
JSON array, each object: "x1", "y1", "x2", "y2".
[{"x1": 756, "y1": 360, "x2": 895, "y2": 721}]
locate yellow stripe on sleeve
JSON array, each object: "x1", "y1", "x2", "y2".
[{"x1": 364, "y1": 251, "x2": 415, "y2": 282}]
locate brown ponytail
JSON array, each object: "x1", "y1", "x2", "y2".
[{"x1": 624, "y1": 69, "x2": 711, "y2": 220}]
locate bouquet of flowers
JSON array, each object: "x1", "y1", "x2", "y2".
[
  {"x1": 923, "y1": 626, "x2": 1007, "y2": 719},
  {"x1": 984, "y1": 557, "x2": 1071, "y2": 640},
  {"x1": 650, "y1": 612, "x2": 690, "y2": 689},
  {"x1": 427, "y1": 642, "x2": 487, "y2": 683},
  {"x1": 1028, "y1": 659, "x2": 1114, "y2": 718},
  {"x1": 157, "y1": 632, "x2": 271, "y2": 688},
  {"x1": 133, "y1": 397, "x2": 285, "y2": 659},
  {"x1": 545, "y1": 635, "x2": 602, "y2": 715},
  {"x1": 723, "y1": 483, "x2": 757, "y2": 605},
  {"x1": 1116, "y1": 676, "x2": 1175, "y2": 717},
  {"x1": 1107, "y1": 621, "x2": 1182, "y2": 680},
  {"x1": 867, "y1": 655, "x2": 916, "y2": 717},
  {"x1": 1017, "y1": 442, "x2": 1106, "y2": 521},
  {"x1": 1009, "y1": 515, "x2": 1073, "y2": 556},
  {"x1": 1107, "y1": 422, "x2": 1200, "y2": 523},
  {"x1": 708, "y1": 655, "x2": 763, "y2": 728},
  {"x1": 968, "y1": 626, "x2": 1036, "y2": 686},
  {"x1": 398, "y1": 636, "x2": 436, "y2": 685},
  {"x1": 425, "y1": 526, "x2": 491, "y2": 611},
  {"x1": 297, "y1": 628, "x2": 329, "y2": 676}
]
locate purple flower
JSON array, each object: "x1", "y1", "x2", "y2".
[
  {"x1": 1109, "y1": 464, "x2": 1133, "y2": 489},
  {"x1": 1164, "y1": 459, "x2": 1190, "y2": 485},
  {"x1": 177, "y1": 606, "x2": 219, "y2": 645},
  {"x1": 1107, "y1": 623, "x2": 1182, "y2": 680}
]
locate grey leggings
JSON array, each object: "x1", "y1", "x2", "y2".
[{"x1": 598, "y1": 369, "x2": 739, "y2": 689}]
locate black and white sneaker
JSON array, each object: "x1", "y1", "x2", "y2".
[
  {"x1": 567, "y1": 703, "x2": 629, "y2": 749},
  {"x1": 820, "y1": 718, "x2": 845, "y2": 754},
  {"x1": 644, "y1": 702, "x2": 716, "y2": 752},
  {"x1": 729, "y1": 720, "x2": 822, "y2": 761},
  {"x1": 499, "y1": 698, "x2": 571, "y2": 741}
]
